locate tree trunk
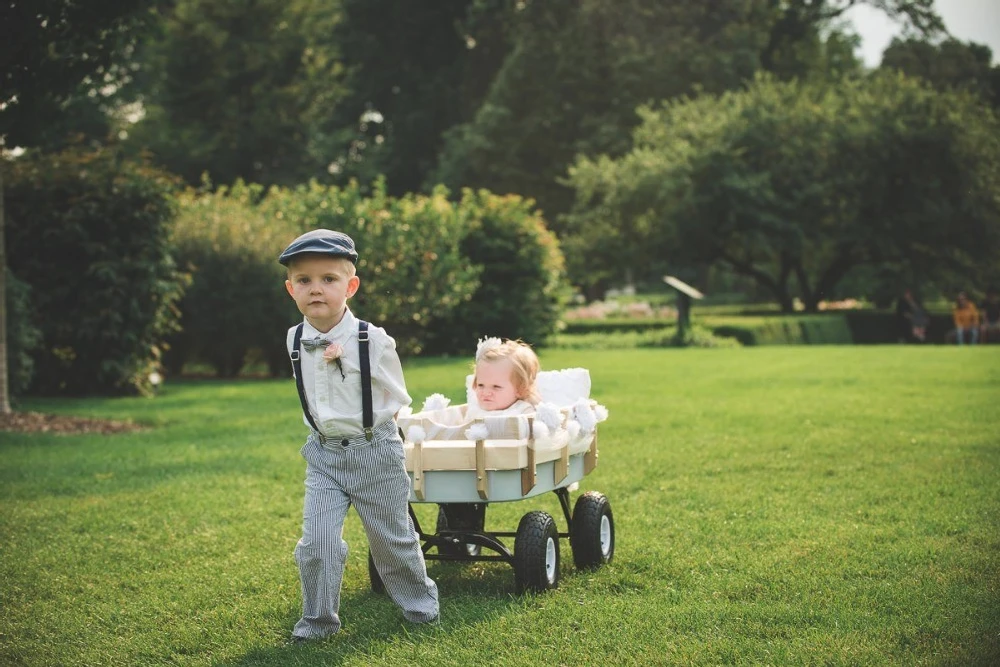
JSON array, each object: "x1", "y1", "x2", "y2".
[
  {"x1": 0, "y1": 153, "x2": 11, "y2": 414},
  {"x1": 718, "y1": 250, "x2": 796, "y2": 312}
]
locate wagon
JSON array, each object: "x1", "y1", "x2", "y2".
[{"x1": 368, "y1": 368, "x2": 615, "y2": 594}]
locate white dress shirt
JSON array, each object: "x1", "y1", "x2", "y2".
[{"x1": 286, "y1": 308, "x2": 412, "y2": 437}]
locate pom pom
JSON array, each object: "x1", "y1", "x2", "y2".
[
  {"x1": 421, "y1": 393, "x2": 451, "y2": 412},
  {"x1": 531, "y1": 421, "x2": 551, "y2": 440},
  {"x1": 565, "y1": 482, "x2": 579, "y2": 493},
  {"x1": 475, "y1": 336, "x2": 503, "y2": 361},
  {"x1": 594, "y1": 404, "x2": 609, "y2": 422},
  {"x1": 566, "y1": 420, "x2": 582, "y2": 439},
  {"x1": 535, "y1": 402, "x2": 563, "y2": 432},
  {"x1": 465, "y1": 423, "x2": 490, "y2": 441},
  {"x1": 406, "y1": 425, "x2": 426, "y2": 444},
  {"x1": 397, "y1": 405, "x2": 413, "y2": 419},
  {"x1": 574, "y1": 399, "x2": 597, "y2": 433}
]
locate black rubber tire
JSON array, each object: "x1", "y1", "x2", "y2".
[
  {"x1": 436, "y1": 504, "x2": 483, "y2": 558},
  {"x1": 570, "y1": 491, "x2": 615, "y2": 570},
  {"x1": 513, "y1": 511, "x2": 560, "y2": 593},
  {"x1": 368, "y1": 550, "x2": 386, "y2": 595}
]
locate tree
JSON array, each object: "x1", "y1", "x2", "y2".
[
  {"x1": 327, "y1": 0, "x2": 511, "y2": 196},
  {"x1": 759, "y1": 0, "x2": 942, "y2": 79},
  {"x1": 432, "y1": 0, "x2": 933, "y2": 225},
  {"x1": 0, "y1": 155, "x2": 8, "y2": 413},
  {"x1": 432, "y1": 0, "x2": 766, "y2": 223},
  {"x1": 881, "y1": 37, "x2": 1000, "y2": 109},
  {"x1": 0, "y1": 0, "x2": 162, "y2": 149},
  {"x1": 563, "y1": 72, "x2": 1000, "y2": 311},
  {"x1": 128, "y1": 0, "x2": 346, "y2": 188},
  {"x1": 1, "y1": 0, "x2": 163, "y2": 412}
]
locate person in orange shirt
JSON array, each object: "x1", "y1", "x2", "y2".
[{"x1": 952, "y1": 291, "x2": 980, "y2": 345}]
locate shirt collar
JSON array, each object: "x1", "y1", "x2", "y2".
[{"x1": 303, "y1": 307, "x2": 356, "y2": 340}]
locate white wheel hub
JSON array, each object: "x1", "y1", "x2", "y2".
[
  {"x1": 600, "y1": 514, "x2": 612, "y2": 557},
  {"x1": 545, "y1": 537, "x2": 557, "y2": 583}
]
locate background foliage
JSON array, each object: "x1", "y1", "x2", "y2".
[
  {"x1": 563, "y1": 72, "x2": 1000, "y2": 310},
  {"x1": 4, "y1": 145, "x2": 184, "y2": 395},
  {"x1": 167, "y1": 180, "x2": 299, "y2": 378},
  {"x1": 4, "y1": 0, "x2": 1000, "y2": 396},
  {"x1": 422, "y1": 188, "x2": 569, "y2": 354}
]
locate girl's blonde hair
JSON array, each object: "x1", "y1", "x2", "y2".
[{"x1": 473, "y1": 338, "x2": 541, "y2": 404}]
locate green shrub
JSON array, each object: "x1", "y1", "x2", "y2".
[
  {"x1": 168, "y1": 181, "x2": 299, "y2": 378},
  {"x1": 4, "y1": 269, "x2": 42, "y2": 399},
  {"x1": 260, "y1": 180, "x2": 481, "y2": 356},
  {"x1": 422, "y1": 189, "x2": 569, "y2": 355},
  {"x1": 5, "y1": 146, "x2": 185, "y2": 396}
]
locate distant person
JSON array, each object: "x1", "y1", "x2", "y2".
[
  {"x1": 979, "y1": 286, "x2": 1000, "y2": 344},
  {"x1": 895, "y1": 288, "x2": 929, "y2": 343},
  {"x1": 951, "y1": 291, "x2": 980, "y2": 345}
]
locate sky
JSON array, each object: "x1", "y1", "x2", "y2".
[{"x1": 846, "y1": 0, "x2": 1000, "y2": 66}]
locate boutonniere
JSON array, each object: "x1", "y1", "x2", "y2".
[{"x1": 323, "y1": 343, "x2": 346, "y2": 380}]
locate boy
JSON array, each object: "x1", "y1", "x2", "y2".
[{"x1": 279, "y1": 229, "x2": 438, "y2": 642}]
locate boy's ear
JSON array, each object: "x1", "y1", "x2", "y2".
[
  {"x1": 285, "y1": 279, "x2": 294, "y2": 298},
  {"x1": 346, "y1": 275, "x2": 361, "y2": 298}
]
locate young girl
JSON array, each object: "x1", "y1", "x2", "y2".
[{"x1": 467, "y1": 337, "x2": 541, "y2": 416}]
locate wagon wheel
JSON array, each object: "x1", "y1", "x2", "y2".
[
  {"x1": 513, "y1": 511, "x2": 560, "y2": 593},
  {"x1": 570, "y1": 491, "x2": 615, "y2": 570},
  {"x1": 436, "y1": 504, "x2": 483, "y2": 558},
  {"x1": 368, "y1": 550, "x2": 386, "y2": 595}
]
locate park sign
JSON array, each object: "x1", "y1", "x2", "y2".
[{"x1": 663, "y1": 275, "x2": 704, "y2": 337}]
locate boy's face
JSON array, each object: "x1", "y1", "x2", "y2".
[
  {"x1": 285, "y1": 254, "x2": 360, "y2": 332},
  {"x1": 473, "y1": 359, "x2": 521, "y2": 411}
]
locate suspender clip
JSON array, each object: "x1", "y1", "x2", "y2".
[
  {"x1": 358, "y1": 328, "x2": 369, "y2": 343},
  {"x1": 364, "y1": 426, "x2": 374, "y2": 441},
  {"x1": 290, "y1": 350, "x2": 299, "y2": 361}
]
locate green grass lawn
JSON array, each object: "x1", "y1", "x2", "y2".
[{"x1": 2, "y1": 347, "x2": 998, "y2": 666}]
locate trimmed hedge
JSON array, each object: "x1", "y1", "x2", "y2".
[
  {"x1": 560, "y1": 311, "x2": 973, "y2": 346},
  {"x1": 564, "y1": 314, "x2": 855, "y2": 346}
]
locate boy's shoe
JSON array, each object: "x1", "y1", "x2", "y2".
[{"x1": 406, "y1": 614, "x2": 440, "y2": 626}]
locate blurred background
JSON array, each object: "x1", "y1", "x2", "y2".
[{"x1": 2, "y1": 0, "x2": 999, "y2": 399}]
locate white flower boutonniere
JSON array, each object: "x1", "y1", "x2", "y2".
[{"x1": 323, "y1": 343, "x2": 346, "y2": 380}]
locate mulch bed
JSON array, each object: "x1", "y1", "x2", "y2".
[{"x1": 0, "y1": 411, "x2": 144, "y2": 435}]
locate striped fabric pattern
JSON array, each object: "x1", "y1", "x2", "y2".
[{"x1": 292, "y1": 421, "x2": 439, "y2": 638}]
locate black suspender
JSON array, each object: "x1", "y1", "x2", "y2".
[
  {"x1": 358, "y1": 321, "x2": 374, "y2": 438},
  {"x1": 291, "y1": 323, "x2": 320, "y2": 433},
  {"x1": 290, "y1": 320, "x2": 374, "y2": 440}
]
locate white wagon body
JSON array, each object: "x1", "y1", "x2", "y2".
[
  {"x1": 379, "y1": 368, "x2": 614, "y2": 593},
  {"x1": 398, "y1": 368, "x2": 602, "y2": 503}
]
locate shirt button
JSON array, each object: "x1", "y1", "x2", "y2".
[{"x1": 341, "y1": 439, "x2": 349, "y2": 447}]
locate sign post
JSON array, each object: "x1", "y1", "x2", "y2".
[{"x1": 663, "y1": 275, "x2": 705, "y2": 341}]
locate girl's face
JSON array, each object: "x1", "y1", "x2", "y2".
[{"x1": 474, "y1": 359, "x2": 521, "y2": 411}]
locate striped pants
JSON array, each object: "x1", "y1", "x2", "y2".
[{"x1": 292, "y1": 420, "x2": 439, "y2": 638}]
